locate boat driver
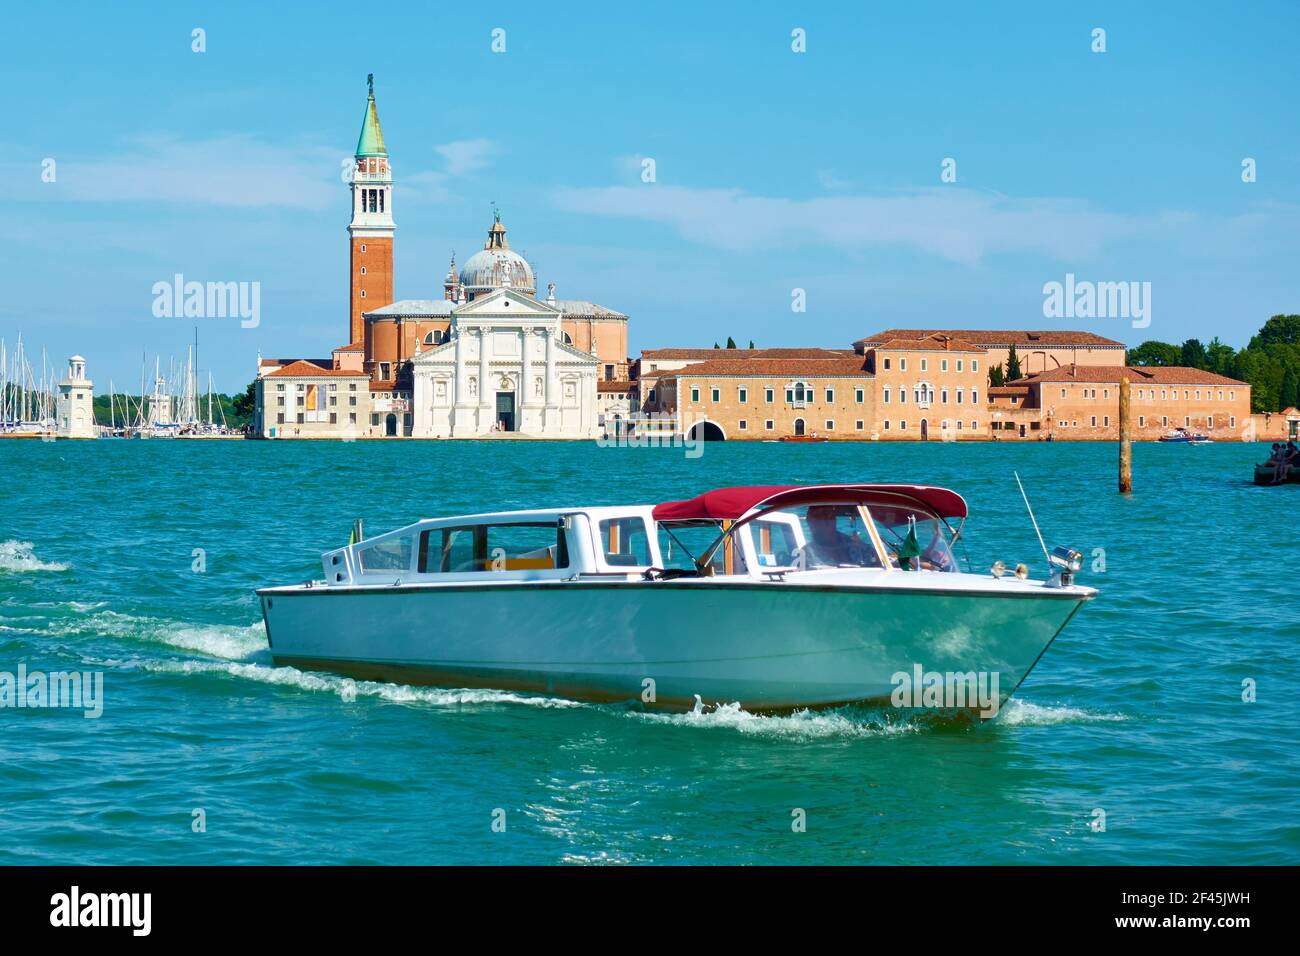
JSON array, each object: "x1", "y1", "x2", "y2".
[{"x1": 801, "y1": 506, "x2": 875, "y2": 567}]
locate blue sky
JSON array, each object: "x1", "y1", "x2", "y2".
[{"x1": 2, "y1": 0, "x2": 1298, "y2": 392}]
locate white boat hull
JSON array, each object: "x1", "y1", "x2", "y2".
[{"x1": 259, "y1": 573, "x2": 1091, "y2": 712}]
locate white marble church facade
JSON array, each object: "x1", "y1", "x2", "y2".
[{"x1": 409, "y1": 288, "x2": 600, "y2": 438}]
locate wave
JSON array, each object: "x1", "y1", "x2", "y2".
[
  {"x1": 629, "y1": 697, "x2": 919, "y2": 740},
  {"x1": 996, "y1": 698, "x2": 1128, "y2": 726},
  {"x1": 140, "y1": 657, "x2": 587, "y2": 709},
  {"x1": 0, "y1": 540, "x2": 69, "y2": 573}
]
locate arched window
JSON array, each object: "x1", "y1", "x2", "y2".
[
  {"x1": 561, "y1": 332, "x2": 573, "y2": 345},
  {"x1": 424, "y1": 330, "x2": 444, "y2": 346},
  {"x1": 784, "y1": 381, "x2": 812, "y2": 406},
  {"x1": 913, "y1": 381, "x2": 935, "y2": 406}
]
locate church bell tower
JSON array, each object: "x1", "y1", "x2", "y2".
[{"x1": 348, "y1": 74, "x2": 394, "y2": 347}]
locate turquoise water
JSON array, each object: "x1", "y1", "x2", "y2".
[{"x1": 1, "y1": 438, "x2": 1296, "y2": 864}]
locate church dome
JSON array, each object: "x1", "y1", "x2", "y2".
[{"x1": 458, "y1": 215, "x2": 535, "y2": 298}]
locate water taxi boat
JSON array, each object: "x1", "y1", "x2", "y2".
[
  {"x1": 1159, "y1": 427, "x2": 1212, "y2": 444},
  {"x1": 257, "y1": 484, "x2": 1096, "y2": 713}
]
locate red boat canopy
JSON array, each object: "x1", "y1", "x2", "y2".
[{"x1": 651, "y1": 484, "x2": 968, "y2": 522}]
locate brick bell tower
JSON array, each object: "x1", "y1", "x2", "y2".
[{"x1": 348, "y1": 73, "x2": 394, "y2": 347}]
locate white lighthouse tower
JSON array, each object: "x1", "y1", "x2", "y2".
[{"x1": 56, "y1": 355, "x2": 95, "y2": 439}]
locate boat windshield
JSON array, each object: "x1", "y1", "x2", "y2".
[
  {"x1": 745, "y1": 501, "x2": 957, "y2": 572},
  {"x1": 868, "y1": 503, "x2": 957, "y2": 572},
  {"x1": 751, "y1": 504, "x2": 883, "y2": 570}
]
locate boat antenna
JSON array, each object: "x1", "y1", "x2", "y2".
[{"x1": 1014, "y1": 471, "x2": 1050, "y2": 566}]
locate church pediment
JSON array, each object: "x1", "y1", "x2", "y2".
[{"x1": 452, "y1": 287, "x2": 561, "y2": 318}]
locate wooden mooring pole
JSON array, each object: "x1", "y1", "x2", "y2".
[{"x1": 1118, "y1": 376, "x2": 1132, "y2": 494}]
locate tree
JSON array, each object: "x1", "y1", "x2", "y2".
[
  {"x1": 1206, "y1": 337, "x2": 1235, "y2": 376},
  {"x1": 1127, "y1": 340, "x2": 1182, "y2": 367},
  {"x1": 1180, "y1": 338, "x2": 1208, "y2": 369},
  {"x1": 1248, "y1": 314, "x2": 1300, "y2": 350},
  {"x1": 713, "y1": 342, "x2": 720, "y2": 349},
  {"x1": 748, "y1": 340, "x2": 755, "y2": 349},
  {"x1": 988, "y1": 364, "x2": 1005, "y2": 388},
  {"x1": 1005, "y1": 345, "x2": 1021, "y2": 382},
  {"x1": 725, "y1": 336, "x2": 737, "y2": 349},
  {"x1": 1281, "y1": 368, "x2": 1300, "y2": 411},
  {"x1": 232, "y1": 380, "x2": 256, "y2": 418}
]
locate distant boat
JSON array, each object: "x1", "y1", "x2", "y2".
[
  {"x1": 780, "y1": 434, "x2": 829, "y2": 443},
  {"x1": 1254, "y1": 462, "x2": 1300, "y2": 486},
  {"x1": 1159, "y1": 427, "x2": 1212, "y2": 444}
]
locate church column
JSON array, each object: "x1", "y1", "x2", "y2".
[
  {"x1": 478, "y1": 327, "x2": 492, "y2": 421},
  {"x1": 520, "y1": 329, "x2": 534, "y2": 407},
  {"x1": 544, "y1": 327, "x2": 557, "y2": 411}
]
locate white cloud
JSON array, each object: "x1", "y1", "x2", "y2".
[
  {"x1": 550, "y1": 184, "x2": 1189, "y2": 264},
  {"x1": 15, "y1": 135, "x2": 341, "y2": 209},
  {"x1": 435, "y1": 138, "x2": 496, "y2": 176}
]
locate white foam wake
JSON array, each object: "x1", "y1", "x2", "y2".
[
  {"x1": 0, "y1": 540, "x2": 69, "y2": 573},
  {"x1": 631, "y1": 698, "x2": 918, "y2": 740},
  {"x1": 996, "y1": 698, "x2": 1127, "y2": 726},
  {"x1": 141, "y1": 657, "x2": 588, "y2": 709}
]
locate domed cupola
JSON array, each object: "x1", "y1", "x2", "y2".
[{"x1": 457, "y1": 210, "x2": 535, "y2": 299}]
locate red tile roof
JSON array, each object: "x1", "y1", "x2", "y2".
[
  {"x1": 264, "y1": 360, "x2": 367, "y2": 378},
  {"x1": 670, "y1": 357, "x2": 870, "y2": 378},
  {"x1": 988, "y1": 386, "x2": 1030, "y2": 395},
  {"x1": 333, "y1": 342, "x2": 365, "y2": 352},
  {"x1": 641, "y1": 347, "x2": 852, "y2": 361},
  {"x1": 1014, "y1": 365, "x2": 1247, "y2": 387},
  {"x1": 870, "y1": 334, "x2": 984, "y2": 353},
  {"x1": 855, "y1": 328, "x2": 1126, "y2": 349},
  {"x1": 597, "y1": 380, "x2": 637, "y2": 393}
]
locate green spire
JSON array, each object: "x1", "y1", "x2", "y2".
[{"x1": 355, "y1": 73, "x2": 387, "y2": 157}]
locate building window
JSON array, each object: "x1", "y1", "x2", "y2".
[
  {"x1": 970, "y1": 420, "x2": 977, "y2": 429},
  {"x1": 955, "y1": 389, "x2": 963, "y2": 405},
  {"x1": 825, "y1": 419, "x2": 835, "y2": 431},
  {"x1": 900, "y1": 358, "x2": 907, "y2": 371},
  {"x1": 711, "y1": 387, "x2": 720, "y2": 403},
  {"x1": 785, "y1": 381, "x2": 812, "y2": 405},
  {"x1": 1103, "y1": 388, "x2": 1110, "y2": 399},
  {"x1": 605, "y1": 364, "x2": 615, "y2": 381},
  {"x1": 350, "y1": 383, "x2": 358, "y2": 390},
  {"x1": 276, "y1": 413, "x2": 284, "y2": 424},
  {"x1": 1139, "y1": 415, "x2": 1146, "y2": 426},
  {"x1": 360, "y1": 266, "x2": 367, "y2": 275},
  {"x1": 360, "y1": 290, "x2": 366, "y2": 298},
  {"x1": 349, "y1": 396, "x2": 357, "y2": 406},
  {"x1": 379, "y1": 362, "x2": 391, "y2": 379},
  {"x1": 883, "y1": 420, "x2": 890, "y2": 430},
  {"x1": 899, "y1": 420, "x2": 907, "y2": 430},
  {"x1": 1230, "y1": 416, "x2": 1236, "y2": 427},
  {"x1": 825, "y1": 388, "x2": 834, "y2": 403},
  {"x1": 1103, "y1": 416, "x2": 1110, "y2": 427},
  {"x1": 883, "y1": 358, "x2": 891, "y2": 370},
  {"x1": 765, "y1": 419, "x2": 774, "y2": 430},
  {"x1": 1061, "y1": 388, "x2": 1067, "y2": 398},
  {"x1": 940, "y1": 359, "x2": 948, "y2": 372},
  {"x1": 941, "y1": 388, "x2": 949, "y2": 404},
  {"x1": 360, "y1": 243, "x2": 367, "y2": 252},
  {"x1": 1162, "y1": 416, "x2": 1168, "y2": 427},
  {"x1": 1229, "y1": 391, "x2": 1235, "y2": 401},
  {"x1": 956, "y1": 360, "x2": 964, "y2": 372},
  {"x1": 883, "y1": 387, "x2": 890, "y2": 404},
  {"x1": 691, "y1": 386, "x2": 700, "y2": 403},
  {"x1": 899, "y1": 388, "x2": 907, "y2": 405},
  {"x1": 738, "y1": 386, "x2": 748, "y2": 403},
  {"x1": 648, "y1": 388, "x2": 657, "y2": 403},
  {"x1": 855, "y1": 387, "x2": 864, "y2": 403},
  {"x1": 855, "y1": 420, "x2": 864, "y2": 430},
  {"x1": 956, "y1": 420, "x2": 963, "y2": 430},
  {"x1": 971, "y1": 388, "x2": 978, "y2": 404},
  {"x1": 1185, "y1": 416, "x2": 1191, "y2": 426},
  {"x1": 765, "y1": 386, "x2": 774, "y2": 403},
  {"x1": 1091, "y1": 416, "x2": 1097, "y2": 427},
  {"x1": 920, "y1": 359, "x2": 928, "y2": 372},
  {"x1": 349, "y1": 413, "x2": 357, "y2": 424},
  {"x1": 738, "y1": 419, "x2": 747, "y2": 430},
  {"x1": 329, "y1": 413, "x2": 337, "y2": 424},
  {"x1": 971, "y1": 360, "x2": 978, "y2": 373},
  {"x1": 276, "y1": 383, "x2": 285, "y2": 391}
]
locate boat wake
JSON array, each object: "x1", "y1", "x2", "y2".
[
  {"x1": 629, "y1": 698, "x2": 921, "y2": 740},
  {"x1": 995, "y1": 698, "x2": 1128, "y2": 726},
  {"x1": 0, "y1": 540, "x2": 69, "y2": 573}
]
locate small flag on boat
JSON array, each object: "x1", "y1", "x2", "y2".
[
  {"x1": 897, "y1": 515, "x2": 921, "y2": 571},
  {"x1": 348, "y1": 519, "x2": 363, "y2": 545}
]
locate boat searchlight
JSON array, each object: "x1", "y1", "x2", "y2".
[{"x1": 1048, "y1": 546, "x2": 1084, "y2": 586}]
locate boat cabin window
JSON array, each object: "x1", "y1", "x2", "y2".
[
  {"x1": 418, "y1": 522, "x2": 569, "y2": 573},
  {"x1": 749, "y1": 514, "x2": 802, "y2": 568},
  {"x1": 656, "y1": 521, "x2": 745, "y2": 574},
  {"x1": 356, "y1": 535, "x2": 414, "y2": 573},
  {"x1": 867, "y1": 504, "x2": 956, "y2": 572},
  {"x1": 599, "y1": 517, "x2": 652, "y2": 567}
]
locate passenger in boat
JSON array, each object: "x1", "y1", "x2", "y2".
[
  {"x1": 802, "y1": 506, "x2": 874, "y2": 567},
  {"x1": 1275, "y1": 441, "x2": 1300, "y2": 483}
]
